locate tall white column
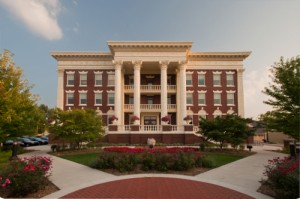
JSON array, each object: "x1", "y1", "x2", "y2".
[
  {"x1": 113, "y1": 60, "x2": 123, "y2": 125},
  {"x1": 179, "y1": 61, "x2": 187, "y2": 122},
  {"x1": 176, "y1": 69, "x2": 182, "y2": 126},
  {"x1": 57, "y1": 68, "x2": 64, "y2": 109},
  {"x1": 237, "y1": 68, "x2": 245, "y2": 117},
  {"x1": 133, "y1": 61, "x2": 142, "y2": 123},
  {"x1": 160, "y1": 61, "x2": 169, "y2": 119}
]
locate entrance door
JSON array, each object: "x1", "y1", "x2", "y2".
[{"x1": 144, "y1": 116, "x2": 157, "y2": 125}]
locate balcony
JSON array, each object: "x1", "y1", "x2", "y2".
[
  {"x1": 124, "y1": 104, "x2": 177, "y2": 112},
  {"x1": 124, "y1": 85, "x2": 176, "y2": 93}
]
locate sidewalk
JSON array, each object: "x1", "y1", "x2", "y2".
[{"x1": 18, "y1": 144, "x2": 286, "y2": 199}]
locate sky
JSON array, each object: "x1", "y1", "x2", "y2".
[{"x1": 0, "y1": 0, "x2": 299, "y2": 119}]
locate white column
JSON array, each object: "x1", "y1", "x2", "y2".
[
  {"x1": 57, "y1": 68, "x2": 64, "y2": 109},
  {"x1": 176, "y1": 69, "x2": 181, "y2": 126},
  {"x1": 133, "y1": 61, "x2": 142, "y2": 123},
  {"x1": 179, "y1": 61, "x2": 187, "y2": 122},
  {"x1": 237, "y1": 68, "x2": 245, "y2": 117},
  {"x1": 160, "y1": 61, "x2": 169, "y2": 118},
  {"x1": 113, "y1": 60, "x2": 123, "y2": 125}
]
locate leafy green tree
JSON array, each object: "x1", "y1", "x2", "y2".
[
  {"x1": 49, "y1": 109, "x2": 104, "y2": 149},
  {"x1": 261, "y1": 56, "x2": 300, "y2": 140},
  {"x1": 0, "y1": 50, "x2": 40, "y2": 141},
  {"x1": 198, "y1": 115, "x2": 254, "y2": 149}
]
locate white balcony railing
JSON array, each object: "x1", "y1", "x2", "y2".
[
  {"x1": 140, "y1": 104, "x2": 161, "y2": 110},
  {"x1": 124, "y1": 104, "x2": 176, "y2": 111},
  {"x1": 124, "y1": 85, "x2": 176, "y2": 92},
  {"x1": 167, "y1": 104, "x2": 176, "y2": 111},
  {"x1": 142, "y1": 125, "x2": 161, "y2": 131},
  {"x1": 124, "y1": 104, "x2": 134, "y2": 111}
]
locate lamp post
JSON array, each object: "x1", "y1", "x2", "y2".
[{"x1": 9, "y1": 141, "x2": 18, "y2": 161}]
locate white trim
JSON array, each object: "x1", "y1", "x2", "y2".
[
  {"x1": 213, "y1": 90, "x2": 222, "y2": 93},
  {"x1": 226, "y1": 71, "x2": 235, "y2": 74},
  {"x1": 94, "y1": 71, "x2": 103, "y2": 74},
  {"x1": 65, "y1": 90, "x2": 75, "y2": 93},
  {"x1": 94, "y1": 90, "x2": 103, "y2": 93},
  {"x1": 79, "y1": 71, "x2": 88, "y2": 74},
  {"x1": 107, "y1": 90, "x2": 115, "y2": 93},
  {"x1": 78, "y1": 90, "x2": 88, "y2": 93},
  {"x1": 212, "y1": 71, "x2": 222, "y2": 74},
  {"x1": 66, "y1": 71, "x2": 75, "y2": 74},
  {"x1": 197, "y1": 71, "x2": 206, "y2": 74},
  {"x1": 197, "y1": 90, "x2": 207, "y2": 93},
  {"x1": 226, "y1": 90, "x2": 236, "y2": 93},
  {"x1": 186, "y1": 71, "x2": 194, "y2": 75},
  {"x1": 107, "y1": 71, "x2": 115, "y2": 75}
]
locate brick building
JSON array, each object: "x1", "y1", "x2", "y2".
[{"x1": 51, "y1": 41, "x2": 251, "y2": 144}]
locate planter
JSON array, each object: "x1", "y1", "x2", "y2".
[
  {"x1": 161, "y1": 121, "x2": 169, "y2": 125},
  {"x1": 112, "y1": 119, "x2": 118, "y2": 125},
  {"x1": 185, "y1": 120, "x2": 192, "y2": 125},
  {"x1": 133, "y1": 120, "x2": 140, "y2": 125}
]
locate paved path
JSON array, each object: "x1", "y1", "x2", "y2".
[{"x1": 18, "y1": 144, "x2": 286, "y2": 199}]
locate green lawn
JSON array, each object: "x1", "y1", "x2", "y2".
[
  {"x1": 60, "y1": 151, "x2": 249, "y2": 168},
  {"x1": 61, "y1": 153, "x2": 99, "y2": 166},
  {"x1": 203, "y1": 152, "x2": 247, "y2": 167},
  {"x1": 0, "y1": 151, "x2": 12, "y2": 170}
]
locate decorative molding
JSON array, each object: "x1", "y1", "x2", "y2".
[
  {"x1": 212, "y1": 71, "x2": 222, "y2": 74},
  {"x1": 65, "y1": 90, "x2": 75, "y2": 93},
  {"x1": 79, "y1": 71, "x2": 88, "y2": 74},
  {"x1": 186, "y1": 71, "x2": 194, "y2": 75},
  {"x1": 226, "y1": 71, "x2": 235, "y2": 74},
  {"x1": 94, "y1": 90, "x2": 103, "y2": 93},
  {"x1": 66, "y1": 71, "x2": 75, "y2": 74},
  {"x1": 197, "y1": 71, "x2": 207, "y2": 74},
  {"x1": 226, "y1": 90, "x2": 236, "y2": 93},
  {"x1": 197, "y1": 90, "x2": 207, "y2": 93},
  {"x1": 78, "y1": 90, "x2": 88, "y2": 93},
  {"x1": 107, "y1": 71, "x2": 115, "y2": 75},
  {"x1": 94, "y1": 71, "x2": 103, "y2": 74},
  {"x1": 213, "y1": 90, "x2": 222, "y2": 93}
]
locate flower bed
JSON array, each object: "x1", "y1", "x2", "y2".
[
  {"x1": 103, "y1": 146, "x2": 197, "y2": 154},
  {"x1": 0, "y1": 156, "x2": 53, "y2": 198},
  {"x1": 260, "y1": 156, "x2": 300, "y2": 199}
]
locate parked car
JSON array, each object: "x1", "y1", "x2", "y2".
[
  {"x1": 30, "y1": 137, "x2": 48, "y2": 145},
  {"x1": 36, "y1": 136, "x2": 48, "y2": 141},
  {"x1": 17, "y1": 138, "x2": 38, "y2": 147}
]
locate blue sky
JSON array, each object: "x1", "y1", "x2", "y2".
[{"x1": 0, "y1": 0, "x2": 299, "y2": 119}]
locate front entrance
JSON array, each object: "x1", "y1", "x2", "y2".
[{"x1": 144, "y1": 116, "x2": 157, "y2": 125}]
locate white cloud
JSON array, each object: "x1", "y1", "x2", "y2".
[
  {"x1": 244, "y1": 67, "x2": 272, "y2": 119},
  {"x1": 0, "y1": 0, "x2": 63, "y2": 40}
]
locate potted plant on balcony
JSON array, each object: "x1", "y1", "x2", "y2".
[
  {"x1": 161, "y1": 115, "x2": 171, "y2": 125},
  {"x1": 109, "y1": 115, "x2": 118, "y2": 125},
  {"x1": 183, "y1": 115, "x2": 192, "y2": 125},
  {"x1": 131, "y1": 115, "x2": 140, "y2": 125}
]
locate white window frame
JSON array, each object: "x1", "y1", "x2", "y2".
[
  {"x1": 107, "y1": 72, "x2": 115, "y2": 86},
  {"x1": 66, "y1": 90, "x2": 75, "y2": 106},
  {"x1": 79, "y1": 90, "x2": 87, "y2": 106},
  {"x1": 66, "y1": 71, "x2": 75, "y2": 87},
  {"x1": 198, "y1": 74, "x2": 205, "y2": 86},
  {"x1": 186, "y1": 74, "x2": 193, "y2": 86},
  {"x1": 79, "y1": 71, "x2": 88, "y2": 87},
  {"x1": 226, "y1": 91, "x2": 236, "y2": 106},
  {"x1": 94, "y1": 71, "x2": 103, "y2": 86},
  {"x1": 198, "y1": 93, "x2": 206, "y2": 105},
  {"x1": 226, "y1": 72, "x2": 235, "y2": 87},
  {"x1": 213, "y1": 74, "x2": 221, "y2": 87},
  {"x1": 213, "y1": 91, "x2": 222, "y2": 106},
  {"x1": 107, "y1": 91, "x2": 115, "y2": 105},
  {"x1": 186, "y1": 93, "x2": 193, "y2": 105},
  {"x1": 94, "y1": 90, "x2": 103, "y2": 105}
]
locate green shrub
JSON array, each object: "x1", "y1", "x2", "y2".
[
  {"x1": 154, "y1": 154, "x2": 170, "y2": 171},
  {"x1": 90, "y1": 152, "x2": 116, "y2": 169},
  {"x1": 114, "y1": 154, "x2": 138, "y2": 172},
  {"x1": 200, "y1": 143, "x2": 205, "y2": 151},
  {"x1": 171, "y1": 152, "x2": 195, "y2": 171},
  {"x1": 262, "y1": 157, "x2": 299, "y2": 199},
  {"x1": 141, "y1": 153, "x2": 156, "y2": 171}
]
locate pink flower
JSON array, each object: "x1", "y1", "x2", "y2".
[
  {"x1": 0, "y1": 177, "x2": 2, "y2": 181},
  {"x1": 5, "y1": 178, "x2": 11, "y2": 184},
  {"x1": 2, "y1": 183, "x2": 6, "y2": 188}
]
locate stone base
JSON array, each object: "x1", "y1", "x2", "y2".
[
  {"x1": 184, "y1": 125, "x2": 193, "y2": 131},
  {"x1": 162, "y1": 125, "x2": 172, "y2": 131}
]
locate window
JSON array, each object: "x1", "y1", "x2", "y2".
[
  {"x1": 227, "y1": 93, "x2": 235, "y2": 105},
  {"x1": 147, "y1": 96, "x2": 153, "y2": 104},
  {"x1": 67, "y1": 74, "x2": 74, "y2": 86},
  {"x1": 213, "y1": 74, "x2": 221, "y2": 86},
  {"x1": 95, "y1": 74, "x2": 102, "y2": 86},
  {"x1": 168, "y1": 96, "x2": 172, "y2": 104},
  {"x1": 95, "y1": 93, "x2": 102, "y2": 105},
  {"x1": 198, "y1": 93, "x2": 206, "y2": 105},
  {"x1": 186, "y1": 93, "x2": 193, "y2": 105},
  {"x1": 108, "y1": 74, "x2": 115, "y2": 86},
  {"x1": 186, "y1": 74, "x2": 193, "y2": 86},
  {"x1": 199, "y1": 114, "x2": 207, "y2": 120},
  {"x1": 80, "y1": 74, "x2": 87, "y2": 86},
  {"x1": 129, "y1": 97, "x2": 134, "y2": 104},
  {"x1": 79, "y1": 93, "x2": 87, "y2": 105},
  {"x1": 198, "y1": 74, "x2": 205, "y2": 86},
  {"x1": 108, "y1": 93, "x2": 114, "y2": 105},
  {"x1": 214, "y1": 93, "x2": 221, "y2": 105},
  {"x1": 226, "y1": 74, "x2": 234, "y2": 86},
  {"x1": 66, "y1": 93, "x2": 74, "y2": 105}
]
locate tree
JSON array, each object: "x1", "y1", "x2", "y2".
[
  {"x1": 49, "y1": 109, "x2": 104, "y2": 149},
  {"x1": 261, "y1": 56, "x2": 300, "y2": 140},
  {"x1": 0, "y1": 50, "x2": 40, "y2": 141},
  {"x1": 198, "y1": 115, "x2": 254, "y2": 149}
]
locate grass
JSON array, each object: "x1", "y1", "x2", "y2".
[
  {"x1": 0, "y1": 151, "x2": 12, "y2": 170},
  {"x1": 60, "y1": 151, "x2": 249, "y2": 168},
  {"x1": 203, "y1": 152, "x2": 247, "y2": 167}
]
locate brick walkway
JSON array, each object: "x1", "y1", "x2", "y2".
[{"x1": 61, "y1": 177, "x2": 254, "y2": 199}]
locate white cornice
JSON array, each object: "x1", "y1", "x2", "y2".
[
  {"x1": 51, "y1": 52, "x2": 113, "y2": 60},
  {"x1": 188, "y1": 52, "x2": 251, "y2": 60}
]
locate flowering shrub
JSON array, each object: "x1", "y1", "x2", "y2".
[
  {"x1": 183, "y1": 115, "x2": 192, "y2": 121},
  {"x1": 262, "y1": 156, "x2": 300, "y2": 199},
  {"x1": 161, "y1": 115, "x2": 171, "y2": 122},
  {"x1": 0, "y1": 156, "x2": 53, "y2": 197},
  {"x1": 109, "y1": 115, "x2": 118, "y2": 121},
  {"x1": 0, "y1": 177, "x2": 11, "y2": 188},
  {"x1": 131, "y1": 115, "x2": 140, "y2": 121}
]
